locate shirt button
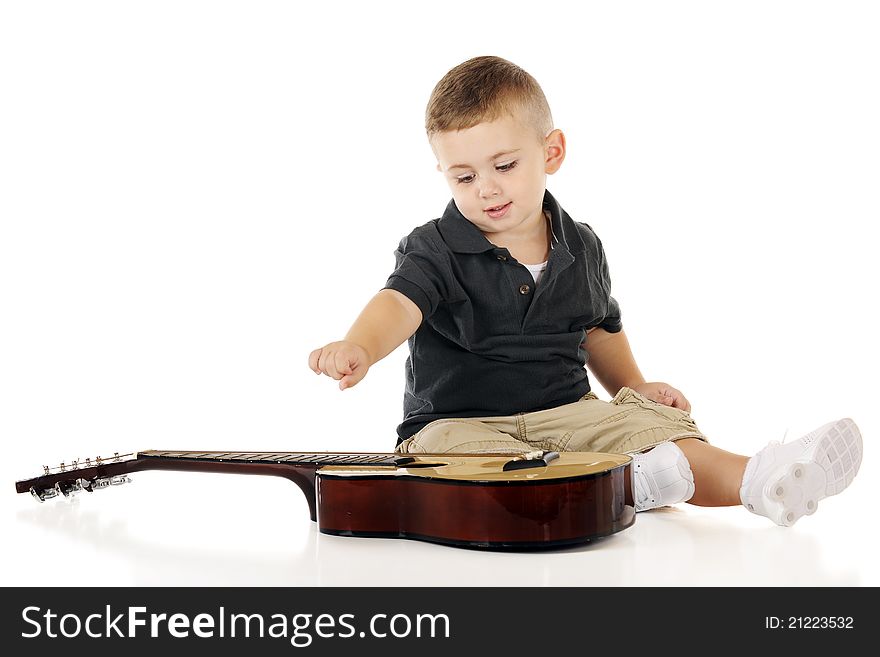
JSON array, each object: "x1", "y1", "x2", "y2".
[
  {"x1": 519, "y1": 284, "x2": 531, "y2": 295},
  {"x1": 497, "y1": 255, "x2": 507, "y2": 261}
]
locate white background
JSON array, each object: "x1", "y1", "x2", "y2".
[{"x1": 1, "y1": 0, "x2": 877, "y2": 586}]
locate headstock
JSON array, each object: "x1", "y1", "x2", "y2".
[{"x1": 17, "y1": 452, "x2": 135, "y2": 501}]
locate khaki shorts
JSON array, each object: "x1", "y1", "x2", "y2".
[{"x1": 396, "y1": 387, "x2": 708, "y2": 455}]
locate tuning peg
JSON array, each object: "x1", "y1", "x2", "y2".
[
  {"x1": 76, "y1": 477, "x2": 94, "y2": 492},
  {"x1": 86, "y1": 474, "x2": 131, "y2": 491},
  {"x1": 54, "y1": 480, "x2": 83, "y2": 498},
  {"x1": 89, "y1": 477, "x2": 111, "y2": 490},
  {"x1": 30, "y1": 486, "x2": 59, "y2": 502}
]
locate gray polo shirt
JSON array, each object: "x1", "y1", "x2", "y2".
[{"x1": 385, "y1": 189, "x2": 622, "y2": 443}]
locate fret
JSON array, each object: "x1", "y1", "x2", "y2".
[
  {"x1": 278, "y1": 454, "x2": 311, "y2": 463},
  {"x1": 369, "y1": 456, "x2": 400, "y2": 464}
]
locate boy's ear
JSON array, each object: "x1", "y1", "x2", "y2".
[
  {"x1": 436, "y1": 162, "x2": 442, "y2": 172},
  {"x1": 544, "y1": 129, "x2": 566, "y2": 174}
]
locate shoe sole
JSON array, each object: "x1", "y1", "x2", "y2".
[{"x1": 763, "y1": 418, "x2": 862, "y2": 526}]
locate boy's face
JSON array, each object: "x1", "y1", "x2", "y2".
[{"x1": 431, "y1": 113, "x2": 565, "y2": 243}]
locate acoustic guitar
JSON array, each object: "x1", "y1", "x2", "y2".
[{"x1": 15, "y1": 449, "x2": 635, "y2": 550}]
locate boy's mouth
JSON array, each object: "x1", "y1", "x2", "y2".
[{"x1": 484, "y1": 202, "x2": 511, "y2": 219}]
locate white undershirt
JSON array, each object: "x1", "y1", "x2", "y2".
[{"x1": 523, "y1": 260, "x2": 548, "y2": 285}]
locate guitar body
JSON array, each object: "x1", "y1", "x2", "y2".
[
  {"x1": 317, "y1": 453, "x2": 634, "y2": 549},
  {"x1": 15, "y1": 450, "x2": 634, "y2": 550}
]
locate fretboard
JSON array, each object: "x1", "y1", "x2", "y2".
[{"x1": 140, "y1": 450, "x2": 401, "y2": 467}]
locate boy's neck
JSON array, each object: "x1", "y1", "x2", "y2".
[{"x1": 484, "y1": 210, "x2": 551, "y2": 265}]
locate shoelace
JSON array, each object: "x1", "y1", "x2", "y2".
[
  {"x1": 763, "y1": 428, "x2": 789, "y2": 451},
  {"x1": 778, "y1": 427, "x2": 790, "y2": 446}
]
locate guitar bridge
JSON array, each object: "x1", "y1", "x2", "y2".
[{"x1": 502, "y1": 450, "x2": 560, "y2": 471}]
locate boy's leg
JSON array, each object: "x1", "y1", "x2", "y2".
[
  {"x1": 520, "y1": 389, "x2": 863, "y2": 524},
  {"x1": 673, "y1": 438, "x2": 748, "y2": 506},
  {"x1": 521, "y1": 389, "x2": 705, "y2": 511},
  {"x1": 527, "y1": 388, "x2": 709, "y2": 455},
  {"x1": 396, "y1": 417, "x2": 529, "y2": 454}
]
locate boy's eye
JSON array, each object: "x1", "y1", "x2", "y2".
[{"x1": 454, "y1": 161, "x2": 518, "y2": 185}]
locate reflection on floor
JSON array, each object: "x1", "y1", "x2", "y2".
[{"x1": 9, "y1": 469, "x2": 868, "y2": 586}]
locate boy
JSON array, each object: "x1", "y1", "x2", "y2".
[{"x1": 308, "y1": 56, "x2": 862, "y2": 526}]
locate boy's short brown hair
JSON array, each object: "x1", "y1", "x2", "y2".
[{"x1": 425, "y1": 56, "x2": 553, "y2": 142}]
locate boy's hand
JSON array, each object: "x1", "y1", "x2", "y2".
[
  {"x1": 308, "y1": 341, "x2": 371, "y2": 390},
  {"x1": 632, "y1": 382, "x2": 691, "y2": 413}
]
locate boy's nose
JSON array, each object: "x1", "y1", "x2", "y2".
[{"x1": 477, "y1": 177, "x2": 501, "y2": 199}]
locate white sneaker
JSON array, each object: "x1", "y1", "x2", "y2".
[
  {"x1": 740, "y1": 418, "x2": 862, "y2": 526},
  {"x1": 631, "y1": 441, "x2": 696, "y2": 512}
]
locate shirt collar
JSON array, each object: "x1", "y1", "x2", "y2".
[{"x1": 437, "y1": 189, "x2": 582, "y2": 255}]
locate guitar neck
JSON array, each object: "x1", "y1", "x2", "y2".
[
  {"x1": 140, "y1": 450, "x2": 402, "y2": 467},
  {"x1": 16, "y1": 450, "x2": 407, "y2": 522}
]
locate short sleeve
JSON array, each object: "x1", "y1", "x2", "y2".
[{"x1": 383, "y1": 231, "x2": 451, "y2": 321}]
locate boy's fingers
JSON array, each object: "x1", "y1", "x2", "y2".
[
  {"x1": 317, "y1": 350, "x2": 341, "y2": 379},
  {"x1": 316, "y1": 350, "x2": 357, "y2": 380},
  {"x1": 334, "y1": 351, "x2": 355, "y2": 376},
  {"x1": 308, "y1": 348, "x2": 323, "y2": 373},
  {"x1": 310, "y1": 344, "x2": 366, "y2": 385},
  {"x1": 669, "y1": 394, "x2": 691, "y2": 412},
  {"x1": 339, "y1": 366, "x2": 366, "y2": 391}
]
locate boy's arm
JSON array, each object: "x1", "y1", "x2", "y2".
[
  {"x1": 585, "y1": 327, "x2": 691, "y2": 411},
  {"x1": 584, "y1": 328, "x2": 646, "y2": 395},
  {"x1": 308, "y1": 289, "x2": 422, "y2": 390}
]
